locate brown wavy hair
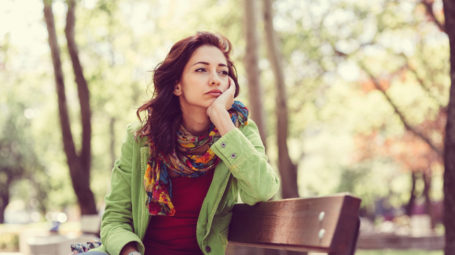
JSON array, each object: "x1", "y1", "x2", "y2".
[{"x1": 136, "y1": 31, "x2": 240, "y2": 155}]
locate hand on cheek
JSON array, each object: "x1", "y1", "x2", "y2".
[
  {"x1": 208, "y1": 77, "x2": 235, "y2": 114},
  {"x1": 206, "y1": 77, "x2": 236, "y2": 135}
]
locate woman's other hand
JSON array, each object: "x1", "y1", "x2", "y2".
[{"x1": 120, "y1": 242, "x2": 139, "y2": 255}]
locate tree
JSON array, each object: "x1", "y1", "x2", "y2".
[
  {"x1": 43, "y1": 0, "x2": 97, "y2": 215},
  {"x1": 263, "y1": 0, "x2": 299, "y2": 198},
  {"x1": 442, "y1": 0, "x2": 455, "y2": 253},
  {"x1": 243, "y1": 0, "x2": 268, "y2": 148},
  {"x1": 0, "y1": 104, "x2": 46, "y2": 223},
  {"x1": 310, "y1": 0, "x2": 446, "y2": 222}
]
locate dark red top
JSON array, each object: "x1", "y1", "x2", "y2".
[{"x1": 144, "y1": 170, "x2": 214, "y2": 255}]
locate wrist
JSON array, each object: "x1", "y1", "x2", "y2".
[
  {"x1": 207, "y1": 104, "x2": 226, "y2": 118},
  {"x1": 120, "y1": 242, "x2": 139, "y2": 255},
  {"x1": 209, "y1": 108, "x2": 235, "y2": 135}
]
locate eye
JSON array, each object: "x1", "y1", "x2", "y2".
[
  {"x1": 218, "y1": 70, "x2": 229, "y2": 76},
  {"x1": 195, "y1": 68, "x2": 206, "y2": 72}
]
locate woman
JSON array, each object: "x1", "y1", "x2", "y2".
[{"x1": 88, "y1": 31, "x2": 279, "y2": 255}]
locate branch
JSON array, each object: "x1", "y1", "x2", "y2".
[
  {"x1": 358, "y1": 61, "x2": 443, "y2": 157},
  {"x1": 398, "y1": 53, "x2": 445, "y2": 109},
  {"x1": 43, "y1": 0, "x2": 78, "y2": 163},
  {"x1": 65, "y1": 0, "x2": 92, "y2": 169},
  {"x1": 421, "y1": 0, "x2": 446, "y2": 33}
]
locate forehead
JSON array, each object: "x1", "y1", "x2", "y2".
[{"x1": 187, "y1": 45, "x2": 227, "y2": 65}]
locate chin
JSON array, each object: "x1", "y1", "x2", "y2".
[{"x1": 197, "y1": 102, "x2": 213, "y2": 109}]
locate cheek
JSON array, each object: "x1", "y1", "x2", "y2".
[{"x1": 221, "y1": 77, "x2": 229, "y2": 90}]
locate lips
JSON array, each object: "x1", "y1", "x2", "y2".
[{"x1": 206, "y1": 89, "x2": 222, "y2": 96}]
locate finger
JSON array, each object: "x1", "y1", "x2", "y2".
[
  {"x1": 228, "y1": 77, "x2": 234, "y2": 88},
  {"x1": 228, "y1": 78, "x2": 235, "y2": 92}
]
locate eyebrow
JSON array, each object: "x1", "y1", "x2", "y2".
[{"x1": 192, "y1": 61, "x2": 227, "y2": 67}]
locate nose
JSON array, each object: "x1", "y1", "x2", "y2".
[{"x1": 209, "y1": 71, "x2": 221, "y2": 86}]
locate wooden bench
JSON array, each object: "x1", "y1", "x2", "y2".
[{"x1": 228, "y1": 194, "x2": 361, "y2": 255}]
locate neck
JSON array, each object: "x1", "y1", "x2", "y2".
[{"x1": 181, "y1": 106, "x2": 210, "y2": 136}]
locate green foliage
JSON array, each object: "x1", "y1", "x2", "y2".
[
  {"x1": 0, "y1": 232, "x2": 19, "y2": 251},
  {"x1": 0, "y1": 0, "x2": 449, "y2": 223},
  {"x1": 271, "y1": 0, "x2": 448, "y2": 214},
  {"x1": 0, "y1": 87, "x2": 49, "y2": 219}
]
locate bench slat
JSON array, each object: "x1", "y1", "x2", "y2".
[{"x1": 228, "y1": 194, "x2": 361, "y2": 255}]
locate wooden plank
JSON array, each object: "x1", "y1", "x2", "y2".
[
  {"x1": 330, "y1": 196, "x2": 361, "y2": 255},
  {"x1": 228, "y1": 194, "x2": 361, "y2": 254},
  {"x1": 357, "y1": 234, "x2": 444, "y2": 250}
]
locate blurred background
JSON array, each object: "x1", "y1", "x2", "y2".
[{"x1": 0, "y1": 0, "x2": 450, "y2": 254}]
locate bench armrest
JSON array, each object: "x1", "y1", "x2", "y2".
[{"x1": 228, "y1": 194, "x2": 361, "y2": 255}]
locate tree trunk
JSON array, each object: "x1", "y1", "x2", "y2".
[
  {"x1": 443, "y1": 0, "x2": 455, "y2": 253},
  {"x1": 263, "y1": 0, "x2": 299, "y2": 199},
  {"x1": 64, "y1": 0, "x2": 96, "y2": 215},
  {"x1": 0, "y1": 195, "x2": 8, "y2": 223},
  {"x1": 43, "y1": 0, "x2": 97, "y2": 215},
  {"x1": 405, "y1": 171, "x2": 417, "y2": 216},
  {"x1": 0, "y1": 180, "x2": 10, "y2": 223},
  {"x1": 423, "y1": 170, "x2": 434, "y2": 229},
  {"x1": 244, "y1": 0, "x2": 268, "y2": 149}
]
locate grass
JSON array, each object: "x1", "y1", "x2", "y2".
[{"x1": 355, "y1": 250, "x2": 443, "y2": 255}]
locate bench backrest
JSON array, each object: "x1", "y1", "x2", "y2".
[{"x1": 228, "y1": 194, "x2": 361, "y2": 255}]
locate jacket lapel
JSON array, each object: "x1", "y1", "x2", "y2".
[
  {"x1": 140, "y1": 146, "x2": 149, "y2": 175},
  {"x1": 200, "y1": 163, "x2": 231, "y2": 239},
  {"x1": 138, "y1": 146, "x2": 150, "y2": 240}
]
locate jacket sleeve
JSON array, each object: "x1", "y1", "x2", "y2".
[
  {"x1": 100, "y1": 124, "x2": 144, "y2": 255},
  {"x1": 211, "y1": 119, "x2": 280, "y2": 205}
]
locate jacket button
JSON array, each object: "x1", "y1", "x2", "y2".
[
  {"x1": 221, "y1": 142, "x2": 226, "y2": 148},
  {"x1": 205, "y1": 245, "x2": 211, "y2": 253},
  {"x1": 231, "y1": 153, "x2": 237, "y2": 159}
]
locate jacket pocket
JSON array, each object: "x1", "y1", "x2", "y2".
[
  {"x1": 216, "y1": 176, "x2": 237, "y2": 214},
  {"x1": 213, "y1": 213, "x2": 232, "y2": 240}
]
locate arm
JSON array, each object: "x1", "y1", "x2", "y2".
[
  {"x1": 207, "y1": 78, "x2": 279, "y2": 204},
  {"x1": 207, "y1": 78, "x2": 280, "y2": 205},
  {"x1": 211, "y1": 120, "x2": 280, "y2": 205},
  {"x1": 100, "y1": 124, "x2": 143, "y2": 255}
]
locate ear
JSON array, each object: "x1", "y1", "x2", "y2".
[{"x1": 173, "y1": 83, "x2": 182, "y2": 96}]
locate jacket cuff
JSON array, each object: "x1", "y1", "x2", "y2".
[
  {"x1": 211, "y1": 128, "x2": 256, "y2": 174},
  {"x1": 106, "y1": 230, "x2": 144, "y2": 255}
]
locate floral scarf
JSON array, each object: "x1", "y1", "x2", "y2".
[{"x1": 144, "y1": 100, "x2": 249, "y2": 216}]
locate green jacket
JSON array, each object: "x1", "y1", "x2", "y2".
[{"x1": 93, "y1": 120, "x2": 280, "y2": 255}]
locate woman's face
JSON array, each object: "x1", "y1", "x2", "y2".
[{"x1": 174, "y1": 45, "x2": 230, "y2": 113}]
